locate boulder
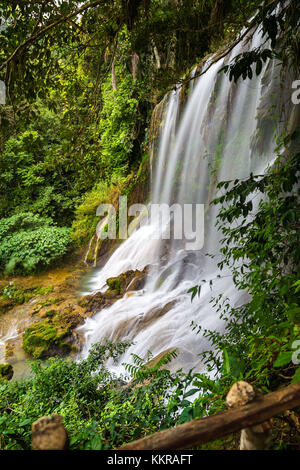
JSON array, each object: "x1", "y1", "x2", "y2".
[{"x1": 22, "y1": 309, "x2": 84, "y2": 359}]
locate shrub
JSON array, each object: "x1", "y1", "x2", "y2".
[
  {"x1": 0, "y1": 213, "x2": 71, "y2": 274},
  {"x1": 0, "y1": 342, "x2": 197, "y2": 450}
]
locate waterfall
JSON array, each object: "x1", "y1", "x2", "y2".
[{"x1": 79, "y1": 25, "x2": 293, "y2": 375}]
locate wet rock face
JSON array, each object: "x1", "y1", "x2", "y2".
[
  {"x1": 80, "y1": 290, "x2": 122, "y2": 315},
  {"x1": 81, "y1": 266, "x2": 149, "y2": 315},
  {"x1": 106, "y1": 266, "x2": 148, "y2": 295},
  {"x1": 0, "y1": 297, "x2": 15, "y2": 315},
  {"x1": 0, "y1": 362, "x2": 13, "y2": 380},
  {"x1": 21, "y1": 266, "x2": 149, "y2": 359},
  {"x1": 32, "y1": 414, "x2": 68, "y2": 450},
  {"x1": 0, "y1": 264, "x2": 91, "y2": 373}
]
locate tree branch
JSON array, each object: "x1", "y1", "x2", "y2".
[{"x1": 0, "y1": 0, "x2": 106, "y2": 72}]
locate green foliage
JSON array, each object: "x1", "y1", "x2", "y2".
[
  {"x1": 71, "y1": 182, "x2": 111, "y2": 246},
  {"x1": 0, "y1": 0, "x2": 259, "y2": 106},
  {"x1": 98, "y1": 71, "x2": 144, "y2": 176},
  {"x1": 0, "y1": 212, "x2": 53, "y2": 239},
  {"x1": 0, "y1": 213, "x2": 71, "y2": 274},
  {"x1": 0, "y1": 0, "x2": 299, "y2": 451},
  {"x1": 71, "y1": 175, "x2": 127, "y2": 246},
  {"x1": 0, "y1": 111, "x2": 98, "y2": 226},
  {"x1": 0, "y1": 342, "x2": 203, "y2": 450},
  {"x1": 0, "y1": 66, "x2": 147, "y2": 247},
  {"x1": 221, "y1": 49, "x2": 273, "y2": 82},
  {"x1": 221, "y1": 1, "x2": 300, "y2": 82}
]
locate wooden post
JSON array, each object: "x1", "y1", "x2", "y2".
[
  {"x1": 112, "y1": 61, "x2": 117, "y2": 91},
  {"x1": 226, "y1": 381, "x2": 272, "y2": 450}
]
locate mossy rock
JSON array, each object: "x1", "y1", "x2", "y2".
[
  {"x1": 81, "y1": 290, "x2": 122, "y2": 315},
  {"x1": 106, "y1": 267, "x2": 148, "y2": 295},
  {"x1": 22, "y1": 311, "x2": 83, "y2": 359},
  {"x1": 0, "y1": 363, "x2": 14, "y2": 381},
  {"x1": 23, "y1": 320, "x2": 71, "y2": 359},
  {"x1": 81, "y1": 267, "x2": 149, "y2": 315},
  {"x1": 106, "y1": 276, "x2": 122, "y2": 294}
]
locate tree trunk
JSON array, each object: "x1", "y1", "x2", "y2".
[
  {"x1": 152, "y1": 40, "x2": 161, "y2": 69},
  {"x1": 131, "y1": 52, "x2": 139, "y2": 80},
  {"x1": 112, "y1": 60, "x2": 117, "y2": 90}
]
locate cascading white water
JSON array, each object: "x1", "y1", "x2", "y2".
[{"x1": 79, "y1": 25, "x2": 292, "y2": 375}]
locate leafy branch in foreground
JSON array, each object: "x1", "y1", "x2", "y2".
[{"x1": 221, "y1": 0, "x2": 300, "y2": 82}]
